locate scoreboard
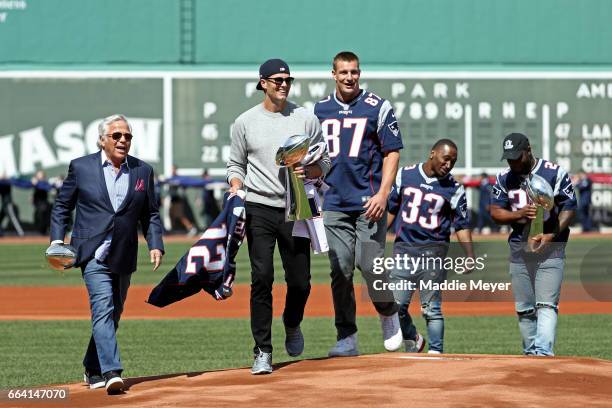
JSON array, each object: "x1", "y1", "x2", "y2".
[
  {"x1": 1, "y1": 71, "x2": 611, "y2": 224},
  {"x1": 173, "y1": 74, "x2": 612, "y2": 178}
]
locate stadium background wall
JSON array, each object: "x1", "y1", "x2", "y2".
[
  {"x1": 2, "y1": 0, "x2": 612, "y2": 65},
  {"x1": 0, "y1": 0, "x2": 611, "y2": 226}
]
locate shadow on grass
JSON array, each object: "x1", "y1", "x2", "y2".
[{"x1": 123, "y1": 356, "x2": 334, "y2": 389}]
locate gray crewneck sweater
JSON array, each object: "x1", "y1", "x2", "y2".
[{"x1": 227, "y1": 101, "x2": 330, "y2": 208}]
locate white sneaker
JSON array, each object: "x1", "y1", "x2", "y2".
[
  {"x1": 405, "y1": 333, "x2": 426, "y2": 353},
  {"x1": 251, "y1": 348, "x2": 273, "y2": 375},
  {"x1": 379, "y1": 313, "x2": 403, "y2": 352},
  {"x1": 428, "y1": 350, "x2": 442, "y2": 354},
  {"x1": 328, "y1": 333, "x2": 359, "y2": 357}
]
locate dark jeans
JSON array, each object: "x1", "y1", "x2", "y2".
[
  {"x1": 34, "y1": 201, "x2": 51, "y2": 235},
  {"x1": 578, "y1": 204, "x2": 593, "y2": 232},
  {"x1": 246, "y1": 202, "x2": 311, "y2": 354}
]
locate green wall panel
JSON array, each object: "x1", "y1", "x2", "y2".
[
  {"x1": 0, "y1": 0, "x2": 180, "y2": 63},
  {"x1": 195, "y1": 0, "x2": 612, "y2": 65},
  {"x1": 2, "y1": 0, "x2": 612, "y2": 65}
]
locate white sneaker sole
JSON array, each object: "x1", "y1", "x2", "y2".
[
  {"x1": 90, "y1": 381, "x2": 106, "y2": 389},
  {"x1": 83, "y1": 374, "x2": 105, "y2": 389},
  {"x1": 251, "y1": 368, "x2": 273, "y2": 375},
  {"x1": 383, "y1": 331, "x2": 404, "y2": 352},
  {"x1": 105, "y1": 377, "x2": 124, "y2": 394}
]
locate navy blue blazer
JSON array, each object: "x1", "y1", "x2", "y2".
[{"x1": 50, "y1": 151, "x2": 164, "y2": 275}]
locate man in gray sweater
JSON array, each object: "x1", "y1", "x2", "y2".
[{"x1": 227, "y1": 58, "x2": 330, "y2": 374}]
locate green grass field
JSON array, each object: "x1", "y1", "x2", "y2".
[
  {"x1": 1, "y1": 315, "x2": 611, "y2": 388},
  {"x1": 0, "y1": 235, "x2": 610, "y2": 286},
  {"x1": 0, "y1": 238, "x2": 611, "y2": 388}
]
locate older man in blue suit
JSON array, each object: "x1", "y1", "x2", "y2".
[{"x1": 49, "y1": 114, "x2": 164, "y2": 394}]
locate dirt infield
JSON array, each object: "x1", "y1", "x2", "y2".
[
  {"x1": 1, "y1": 284, "x2": 611, "y2": 320},
  {"x1": 10, "y1": 354, "x2": 611, "y2": 407}
]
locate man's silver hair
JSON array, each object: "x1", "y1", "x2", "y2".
[{"x1": 97, "y1": 114, "x2": 132, "y2": 149}]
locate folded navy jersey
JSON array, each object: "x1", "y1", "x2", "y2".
[{"x1": 148, "y1": 191, "x2": 246, "y2": 307}]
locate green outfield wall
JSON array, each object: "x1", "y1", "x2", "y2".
[
  {"x1": 1, "y1": 1, "x2": 611, "y2": 228},
  {"x1": 2, "y1": 0, "x2": 612, "y2": 66},
  {"x1": 1, "y1": 72, "x2": 611, "y2": 228},
  {"x1": 2, "y1": 73, "x2": 612, "y2": 178}
]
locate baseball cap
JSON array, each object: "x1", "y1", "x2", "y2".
[
  {"x1": 501, "y1": 132, "x2": 530, "y2": 160},
  {"x1": 256, "y1": 58, "x2": 290, "y2": 90}
]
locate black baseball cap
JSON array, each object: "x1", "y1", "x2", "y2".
[
  {"x1": 256, "y1": 58, "x2": 290, "y2": 90},
  {"x1": 501, "y1": 132, "x2": 531, "y2": 160}
]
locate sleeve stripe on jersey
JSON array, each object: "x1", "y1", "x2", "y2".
[
  {"x1": 377, "y1": 100, "x2": 393, "y2": 133},
  {"x1": 495, "y1": 173, "x2": 508, "y2": 194},
  {"x1": 554, "y1": 166, "x2": 568, "y2": 195},
  {"x1": 450, "y1": 185, "x2": 466, "y2": 209},
  {"x1": 394, "y1": 168, "x2": 403, "y2": 190}
]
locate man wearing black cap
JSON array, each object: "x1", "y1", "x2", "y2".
[
  {"x1": 227, "y1": 58, "x2": 330, "y2": 374},
  {"x1": 490, "y1": 133, "x2": 576, "y2": 356}
]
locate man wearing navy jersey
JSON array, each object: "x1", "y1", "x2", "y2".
[
  {"x1": 490, "y1": 133, "x2": 576, "y2": 356},
  {"x1": 388, "y1": 139, "x2": 474, "y2": 354},
  {"x1": 315, "y1": 51, "x2": 404, "y2": 356}
]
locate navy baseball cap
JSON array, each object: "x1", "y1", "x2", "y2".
[
  {"x1": 256, "y1": 58, "x2": 290, "y2": 90},
  {"x1": 501, "y1": 133, "x2": 531, "y2": 160}
]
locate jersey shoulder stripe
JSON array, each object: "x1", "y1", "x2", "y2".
[{"x1": 316, "y1": 95, "x2": 332, "y2": 105}]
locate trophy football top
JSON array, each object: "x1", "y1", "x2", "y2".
[
  {"x1": 275, "y1": 134, "x2": 311, "y2": 167},
  {"x1": 524, "y1": 173, "x2": 554, "y2": 211}
]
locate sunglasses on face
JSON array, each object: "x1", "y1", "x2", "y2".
[
  {"x1": 264, "y1": 76, "x2": 295, "y2": 86},
  {"x1": 106, "y1": 132, "x2": 133, "y2": 142}
]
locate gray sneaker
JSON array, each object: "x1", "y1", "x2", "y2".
[
  {"x1": 379, "y1": 312, "x2": 403, "y2": 352},
  {"x1": 284, "y1": 325, "x2": 304, "y2": 357},
  {"x1": 328, "y1": 333, "x2": 359, "y2": 357},
  {"x1": 405, "y1": 333, "x2": 426, "y2": 353},
  {"x1": 251, "y1": 348, "x2": 273, "y2": 375}
]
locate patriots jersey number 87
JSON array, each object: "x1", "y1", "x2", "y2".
[{"x1": 314, "y1": 90, "x2": 403, "y2": 211}]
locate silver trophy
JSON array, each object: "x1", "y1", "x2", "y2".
[
  {"x1": 45, "y1": 243, "x2": 77, "y2": 270},
  {"x1": 522, "y1": 173, "x2": 554, "y2": 251},
  {"x1": 275, "y1": 134, "x2": 313, "y2": 220}
]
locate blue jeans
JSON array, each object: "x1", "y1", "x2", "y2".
[
  {"x1": 389, "y1": 246, "x2": 446, "y2": 353},
  {"x1": 82, "y1": 258, "x2": 131, "y2": 374},
  {"x1": 509, "y1": 258, "x2": 564, "y2": 356}
]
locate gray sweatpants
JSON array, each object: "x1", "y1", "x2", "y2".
[{"x1": 324, "y1": 210, "x2": 398, "y2": 340}]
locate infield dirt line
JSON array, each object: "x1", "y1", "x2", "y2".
[{"x1": 0, "y1": 284, "x2": 610, "y2": 320}]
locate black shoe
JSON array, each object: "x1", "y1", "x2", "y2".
[
  {"x1": 83, "y1": 370, "x2": 105, "y2": 389},
  {"x1": 103, "y1": 370, "x2": 124, "y2": 395}
]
